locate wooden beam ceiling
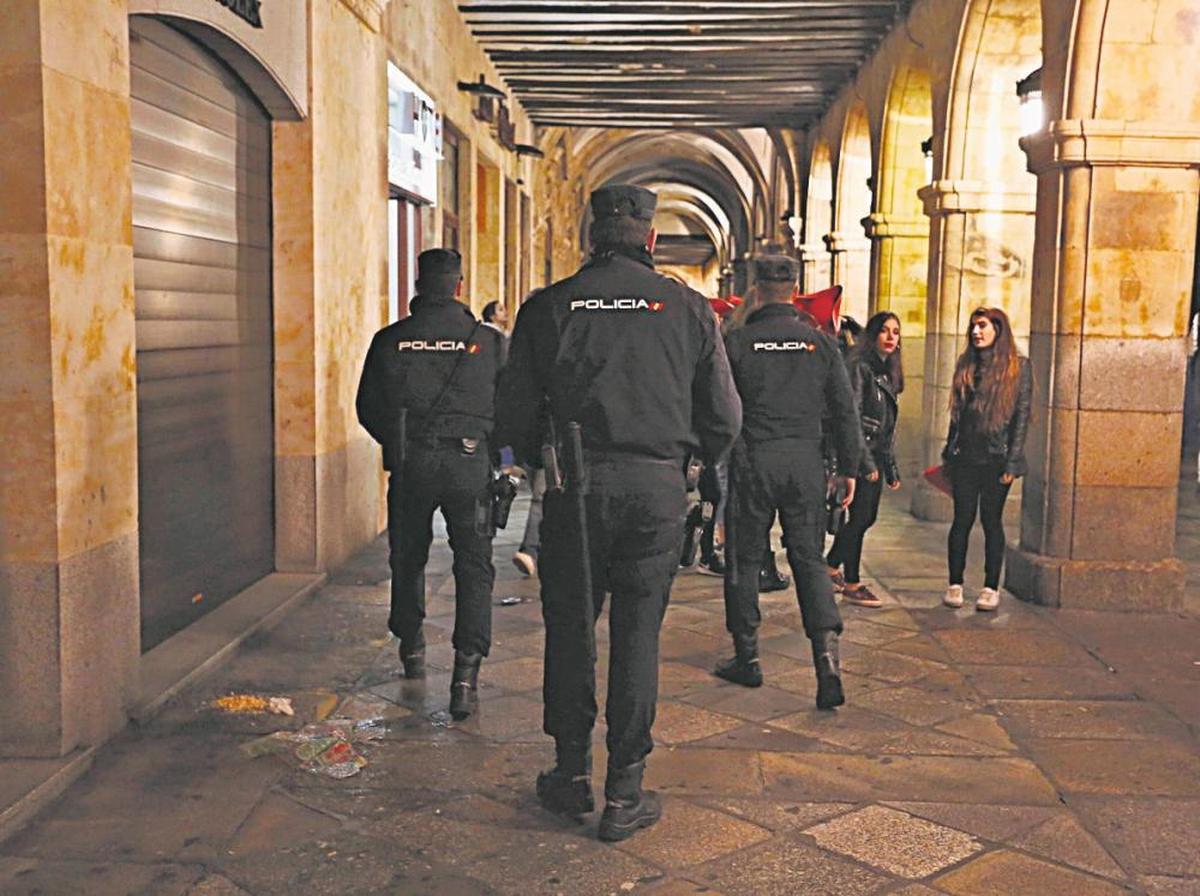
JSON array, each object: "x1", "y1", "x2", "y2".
[{"x1": 459, "y1": 0, "x2": 906, "y2": 129}]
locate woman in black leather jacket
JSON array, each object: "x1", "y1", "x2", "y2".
[
  {"x1": 826, "y1": 311, "x2": 903, "y2": 607},
  {"x1": 941, "y1": 306, "x2": 1033, "y2": 612}
]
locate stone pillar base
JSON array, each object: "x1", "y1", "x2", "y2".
[
  {"x1": 911, "y1": 480, "x2": 953, "y2": 522},
  {"x1": 1006, "y1": 547, "x2": 1185, "y2": 612}
]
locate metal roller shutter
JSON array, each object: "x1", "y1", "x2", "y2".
[{"x1": 130, "y1": 18, "x2": 274, "y2": 650}]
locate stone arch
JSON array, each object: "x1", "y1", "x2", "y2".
[
  {"x1": 870, "y1": 57, "x2": 935, "y2": 479},
  {"x1": 913, "y1": 0, "x2": 1043, "y2": 520},
  {"x1": 833, "y1": 99, "x2": 874, "y2": 322},
  {"x1": 803, "y1": 140, "x2": 834, "y2": 291}
]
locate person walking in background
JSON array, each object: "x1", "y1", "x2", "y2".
[
  {"x1": 826, "y1": 311, "x2": 904, "y2": 607},
  {"x1": 941, "y1": 307, "x2": 1033, "y2": 612}
]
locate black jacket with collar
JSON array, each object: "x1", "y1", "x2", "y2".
[
  {"x1": 850, "y1": 349, "x2": 902, "y2": 485},
  {"x1": 356, "y1": 294, "x2": 504, "y2": 469},
  {"x1": 723, "y1": 302, "x2": 861, "y2": 476},
  {"x1": 495, "y1": 248, "x2": 741, "y2": 467},
  {"x1": 942, "y1": 356, "x2": 1034, "y2": 477}
]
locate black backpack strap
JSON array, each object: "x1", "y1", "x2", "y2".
[{"x1": 425, "y1": 320, "x2": 483, "y2": 426}]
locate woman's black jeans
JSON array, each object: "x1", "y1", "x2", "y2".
[
  {"x1": 826, "y1": 474, "x2": 883, "y2": 584},
  {"x1": 947, "y1": 459, "x2": 1012, "y2": 589}
]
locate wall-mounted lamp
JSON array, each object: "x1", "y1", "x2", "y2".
[
  {"x1": 514, "y1": 143, "x2": 545, "y2": 158},
  {"x1": 457, "y1": 74, "x2": 506, "y2": 100},
  {"x1": 1016, "y1": 67, "x2": 1043, "y2": 138},
  {"x1": 920, "y1": 137, "x2": 934, "y2": 184}
]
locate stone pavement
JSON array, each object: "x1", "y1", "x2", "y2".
[{"x1": 2, "y1": 492, "x2": 1198, "y2": 895}]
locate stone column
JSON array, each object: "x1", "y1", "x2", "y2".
[
  {"x1": 798, "y1": 242, "x2": 831, "y2": 293},
  {"x1": 825, "y1": 231, "x2": 872, "y2": 323},
  {"x1": 911, "y1": 180, "x2": 1036, "y2": 521},
  {"x1": 0, "y1": 2, "x2": 139, "y2": 756},
  {"x1": 863, "y1": 212, "x2": 931, "y2": 479},
  {"x1": 1007, "y1": 121, "x2": 1200, "y2": 611}
]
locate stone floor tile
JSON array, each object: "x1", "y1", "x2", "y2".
[
  {"x1": 803, "y1": 804, "x2": 983, "y2": 878},
  {"x1": 1066, "y1": 795, "x2": 1200, "y2": 876},
  {"x1": 882, "y1": 802, "x2": 1057, "y2": 841},
  {"x1": 768, "y1": 705, "x2": 905, "y2": 752},
  {"x1": 644, "y1": 878, "x2": 730, "y2": 895},
  {"x1": 658, "y1": 660, "x2": 722, "y2": 698},
  {"x1": 226, "y1": 791, "x2": 341, "y2": 857},
  {"x1": 934, "y1": 714, "x2": 1019, "y2": 752},
  {"x1": 693, "y1": 836, "x2": 890, "y2": 896},
  {"x1": 886, "y1": 886, "x2": 945, "y2": 896},
  {"x1": 933, "y1": 849, "x2": 1129, "y2": 895},
  {"x1": 679, "y1": 683, "x2": 812, "y2": 722},
  {"x1": 644, "y1": 748, "x2": 764, "y2": 797},
  {"x1": 1010, "y1": 813, "x2": 1128, "y2": 881},
  {"x1": 876, "y1": 729, "x2": 1012, "y2": 758},
  {"x1": 994, "y1": 699, "x2": 1190, "y2": 741},
  {"x1": 841, "y1": 648, "x2": 948, "y2": 684},
  {"x1": 614, "y1": 797, "x2": 772, "y2": 868},
  {"x1": 862, "y1": 607, "x2": 922, "y2": 631},
  {"x1": 0, "y1": 858, "x2": 202, "y2": 896},
  {"x1": 696, "y1": 798, "x2": 854, "y2": 833},
  {"x1": 188, "y1": 873, "x2": 254, "y2": 895},
  {"x1": 1137, "y1": 874, "x2": 1200, "y2": 895},
  {"x1": 932, "y1": 629, "x2": 1101, "y2": 667},
  {"x1": 760, "y1": 752, "x2": 1060, "y2": 805},
  {"x1": 689, "y1": 722, "x2": 825, "y2": 753},
  {"x1": 842, "y1": 620, "x2": 920, "y2": 648},
  {"x1": 959, "y1": 664, "x2": 1138, "y2": 700},
  {"x1": 654, "y1": 701, "x2": 744, "y2": 745},
  {"x1": 479, "y1": 656, "x2": 544, "y2": 694},
  {"x1": 1026, "y1": 738, "x2": 1200, "y2": 796},
  {"x1": 876, "y1": 634, "x2": 956, "y2": 664},
  {"x1": 854, "y1": 685, "x2": 980, "y2": 727}
]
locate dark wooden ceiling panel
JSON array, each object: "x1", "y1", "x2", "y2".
[{"x1": 459, "y1": 0, "x2": 907, "y2": 128}]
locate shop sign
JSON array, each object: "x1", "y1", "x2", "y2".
[
  {"x1": 388, "y1": 63, "x2": 442, "y2": 205},
  {"x1": 213, "y1": 0, "x2": 263, "y2": 28}
]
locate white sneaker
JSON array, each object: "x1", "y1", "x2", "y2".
[
  {"x1": 976, "y1": 587, "x2": 1000, "y2": 612},
  {"x1": 942, "y1": 584, "x2": 964, "y2": 608},
  {"x1": 512, "y1": 551, "x2": 537, "y2": 577}
]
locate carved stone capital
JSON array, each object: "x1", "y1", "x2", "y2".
[
  {"x1": 861, "y1": 212, "x2": 929, "y2": 240},
  {"x1": 1022, "y1": 119, "x2": 1200, "y2": 174},
  {"x1": 918, "y1": 181, "x2": 1036, "y2": 217}
]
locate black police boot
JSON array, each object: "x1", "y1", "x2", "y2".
[
  {"x1": 811, "y1": 630, "x2": 845, "y2": 710},
  {"x1": 758, "y1": 552, "x2": 791, "y2": 593},
  {"x1": 714, "y1": 631, "x2": 763, "y2": 688},
  {"x1": 536, "y1": 740, "x2": 594, "y2": 822},
  {"x1": 448, "y1": 651, "x2": 483, "y2": 720},
  {"x1": 398, "y1": 638, "x2": 425, "y2": 680},
  {"x1": 598, "y1": 761, "x2": 661, "y2": 842}
]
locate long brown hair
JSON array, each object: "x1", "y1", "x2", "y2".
[
  {"x1": 950, "y1": 307, "x2": 1022, "y2": 432},
  {"x1": 855, "y1": 311, "x2": 904, "y2": 394}
]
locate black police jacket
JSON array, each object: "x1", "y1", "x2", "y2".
[
  {"x1": 356, "y1": 295, "x2": 504, "y2": 469},
  {"x1": 942, "y1": 356, "x2": 1033, "y2": 477},
  {"x1": 724, "y1": 303, "x2": 861, "y2": 476},
  {"x1": 495, "y1": 248, "x2": 742, "y2": 466},
  {"x1": 849, "y1": 350, "x2": 901, "y2": 484}
]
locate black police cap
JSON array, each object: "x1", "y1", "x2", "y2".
[
  {"x1": 416, "y1": 248, "x2": 462, "y2": 282},
  {"x1": 590, "y1": 184, "x2": 657, "y2": 221},
  {"x1": 753, "y1": 254, "x2": 799, "y2": 283}
]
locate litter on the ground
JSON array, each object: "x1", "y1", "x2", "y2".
[
  {"x1": 212, "y1": 694, "x2": 295, "y2": 716},
  {"x1": 495, "y1": 596, "x2": 526, "y2": 606},
  {"x1": 240, "y1": 718, "x2": 383, "y2": 778}
]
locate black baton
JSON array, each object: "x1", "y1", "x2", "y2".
[{"x1": 565, "y1": 422, "x2": 596, "y2": 664}]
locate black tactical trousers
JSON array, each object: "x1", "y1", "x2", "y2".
[
  {"x1": 725, "y1": 439, "x2": 843, "y2": 639},
  {"x1": 387, "y1": 442, "x2": 495, "y2": 656},
  {"x1": 539, "y1": 459, "x2": 686, "y2": 769}
]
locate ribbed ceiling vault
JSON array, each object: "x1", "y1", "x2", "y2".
[{"x1": 458, "y1": 1, "x2": 908, "y2": 129}]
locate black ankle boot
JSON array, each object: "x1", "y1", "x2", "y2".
[
  {"x1": 536, "y1": 741, "x2": 594, "y2": 821},
  {"x1": 714, "y1": 631, "x2": 763, "y2": 687},
  {"x1": 758, "y1": 553, "x2": 790, "y2": 592},
  {"x1": 399, "y1": 638, "x2": 425, "y2": 679},
  {"x1": 811, "y1": 630, "x2": 845, "y2": 710},
  {"x1": 448, "y1": 651, "x2": 482, "y2": 720},
  {"x1": 598, "y1": 761, "x2": 661, "y2": 842}
]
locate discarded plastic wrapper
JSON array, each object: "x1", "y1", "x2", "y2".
[{"x1": 239, "y1": 718, "x2": 379, "y2": 779}]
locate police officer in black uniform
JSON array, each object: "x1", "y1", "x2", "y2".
[
  {"x1": 496, "y1": 185, "x2": 741, "y2": 842},
  {"x1": 356, "y1": 248, "x2": 503, "y2": 721},
  {"x1": 715, "y1": 254, "x2": 861, "y2": 710}
]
